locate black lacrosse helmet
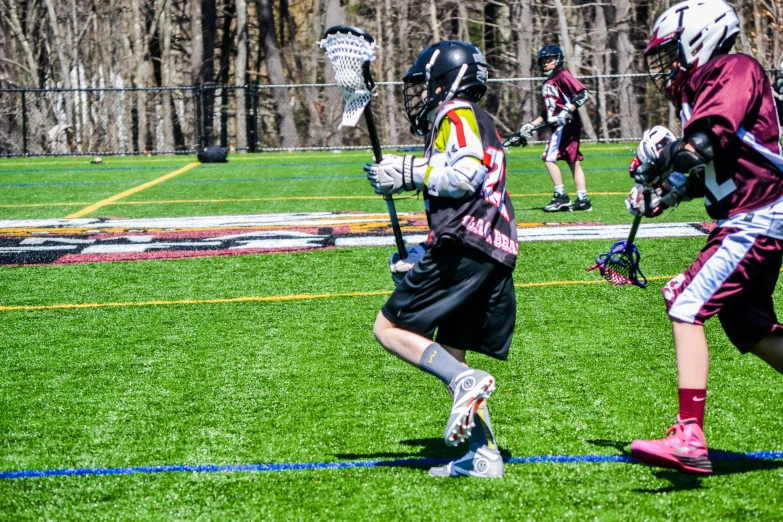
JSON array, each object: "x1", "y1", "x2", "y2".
[
  {"x1": 403, "y1": 40, "x2": 488, "y2": 135},
  {"x1": 537, "y1": 44, "x2": 564, "y2": 76}
]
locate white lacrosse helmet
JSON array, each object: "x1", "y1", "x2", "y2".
[
  {"x1": 645, "y1": 0, "x2": 739, "y2": 103},
  {"x1": 637, "y1": 125, "x2": 677, "y2": 170}
]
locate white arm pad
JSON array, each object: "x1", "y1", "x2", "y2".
[
  {"x1": 423, "y1": 110, "x2": 487, "y2": 198},
  {"x1": 426, "y1": 155, "x2": 487, "y2": 198}
]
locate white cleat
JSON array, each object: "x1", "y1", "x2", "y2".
[
  {"x1": 443, "y1": 369, "x2": 495, "y2": 447},
  {"x1": 428, "y1": 446, "x2": 504, "y2": 478}
]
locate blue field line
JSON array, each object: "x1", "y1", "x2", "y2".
[
  {"x1": 0, "y1": 180, "x2": 146, "y2": 188},
  {"x1": 2, "y1": 450, "x2": 782, "y2": 480},
  {"x1": 0, "y1": 175, "x2": 363, "y2": 188},
  {"x1": 0, "y1": 166, "x2": 175, "y2": 174}
]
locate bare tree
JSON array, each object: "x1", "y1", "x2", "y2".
[
  {"x1": 235, "y1": 0, "x2": 247, "y2": 149},
  {"x1": 255, "y1": 0, "x2": 300, "y2": 148}
]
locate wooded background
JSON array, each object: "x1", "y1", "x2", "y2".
[{"x1": 1, "y1": 0, "x2": 781, "y2": 155}]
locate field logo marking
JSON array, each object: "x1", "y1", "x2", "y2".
[{"x1": 66, "y1": 162, "x2": 201, "y2": 218}]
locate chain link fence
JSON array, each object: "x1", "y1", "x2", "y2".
[{"x1": 1, "y1": 71, "x2": 779, "y2": 157}]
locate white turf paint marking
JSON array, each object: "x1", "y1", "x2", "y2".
[{"x1": 0, "y1": 212, "x2": 709, "y2": 247}]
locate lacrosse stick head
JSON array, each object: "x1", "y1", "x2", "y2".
[
  {"x1": 319, "y1": 26, "x2": 377, "y2": 128},
  {"x1": 586, "y1": 240, "x2": 647, "y2": 288}
]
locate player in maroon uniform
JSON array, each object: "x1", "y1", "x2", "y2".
[
  {"x1": 626, "y1": 0, "x2": 783, "y2": 475},
  {"x1": 519, "y1": 44, "x2": 591, "y2": 212}
]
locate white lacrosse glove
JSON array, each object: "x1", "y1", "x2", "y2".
[
  {"x1": 630, "y1": 125, "x2": 677, "y2": 186},
  {"x1": 389, "y1": 243, "x2": 427, "y2": 286},
  {"x1": 519, "y1": 122, "x2": 536, "y2": 139},
  {"x1": 625, "y1": 172, "x2": 689, "y2": 218},
  {"x1": 364, "y1": 154, "x2": 410, "y2": 196},
  {"x1": 556, "y1": 107, "x2": 573, "y2": 126}
]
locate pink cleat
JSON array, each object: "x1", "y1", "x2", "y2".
[{"x1": 630, "y1": 416, "x2": 712, "y2": 475}]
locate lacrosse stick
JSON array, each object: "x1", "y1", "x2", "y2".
[
  {"x1": 501, "y1": 122, "x2": 554, "y2": 150},
  {"x1": 586, "y1": 213, "x2": 646, "y2": 288},
  {"x1": 319, "y1": 25, "x2": 407, "y2": 260}
]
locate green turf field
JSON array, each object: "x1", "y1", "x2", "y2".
[{"x1": 2, "y1": 145, "x2": 782, "y2": 520}]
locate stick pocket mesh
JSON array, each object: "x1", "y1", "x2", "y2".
[
  {"x1": 586, "y1": 240, "x2": 647, "y2": 288},
  {"x1": 319, "y1": 31, "x2": 377, "y2": 128}
]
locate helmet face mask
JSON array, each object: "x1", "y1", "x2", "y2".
[
  {"x1": 645, "y1": 0, "x2": 739, "y2": 105},
  {"x1": 644, "y1": 38, "x2": 686, "y2": 103},
  {"x1": 403, "y1": 41, "x2": 488, "y2": 135},
  {"x1": 537, "y1": 44, "x2": 564, "y2": 77}
]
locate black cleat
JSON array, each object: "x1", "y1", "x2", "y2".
[
  {"x1": 543, "y1": 193, "x2": 572, "y2": 212},
  {"x1": 571, "y1": 197, "x2": 592, "y2": 211}
]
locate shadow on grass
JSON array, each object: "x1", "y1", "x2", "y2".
[
  {"x1": 588, "y1": 439, "x2": 783, "y2": 493},
  {"x1": 335, "y1": 438, "x2": 512, "y2": 466}
]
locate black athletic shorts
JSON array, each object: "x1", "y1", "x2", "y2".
[{"x1": 381, "y1": 240, "x2": 516, "y2": 360}]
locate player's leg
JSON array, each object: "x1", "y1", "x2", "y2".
[
  {"x1": 750, "y1": 334, "x2": 783, "y2": 373},
  {"x1": 543, "y1": 161, "x2": 571, "y2": 212},
  {"x1": 429, "y1": 344, "x2": 503, "y2": 478},
  {"x1": 568, "y1": 160, "x2": 592, "y2": 211},
  {"x1": 377, "y1": 241, "x2": 498, "y2": 448},
  {"x1": 439, "y1": 344, "x2": 498, "y2": 451},
  {"x1": 542, "y1": 129, "x2": 571, "y2": 212},
  {"x1": 429, "y1": 268, "x2": 514, "y2": 478},
  {"x1": 630, "y1": 318, "x2": 711, "y2": 475}
]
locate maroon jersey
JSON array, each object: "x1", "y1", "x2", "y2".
[
  {"x1": 679, "y1": 53, "x2": 783, "y2": 220},
  {"x1": 542, "y1": 69, "x2": 586, "y2": 128}
]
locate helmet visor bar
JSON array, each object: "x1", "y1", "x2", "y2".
[{"x1": 645, "y1": 39, "x2": 682, "y2": 99}]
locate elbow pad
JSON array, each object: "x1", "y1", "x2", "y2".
[
  {"x1": 653, "y1": 131, "x2": 714, "y2": 185},
  {"x1": 572, "y1": 89, "x2": 589, "y2": 108},
  {"x1": 426, "y1": 155, "x2": 487, "y2": 198}
]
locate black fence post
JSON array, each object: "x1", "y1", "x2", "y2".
[
  {"x1": 248, "y1": 81, "x2": 259, "y2": 153},
  {"x1": 594, "y1": 75, "x2": 601, "y2": 144},
  {"x1": 194, "y1": 83, "x2": 203, "y2": 151},
  {"x1": 21, "y1": 89, "x2": 28, "y2": 156}
]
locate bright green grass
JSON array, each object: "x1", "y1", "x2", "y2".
[
  {"x1": 0, "y1": 145, "x2": 710, "y2": 223},
  {"x1": 2, "y1": 240, "x2": 783, "y2": 520}
]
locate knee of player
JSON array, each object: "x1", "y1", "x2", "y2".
[{"x1": 372, "y1": 310, "x2": 393, "y2": 344}]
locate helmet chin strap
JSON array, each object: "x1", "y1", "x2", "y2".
[{"x1": 424, "y1": 49, "x2": 441, "y2": 86}]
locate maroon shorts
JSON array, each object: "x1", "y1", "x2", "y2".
[
  {"x1": 543, "y1": 123, "x2": 584, "y2": 163},
  {"x1": 663, "y1": 226, "x2": 783, "y2": 352}
]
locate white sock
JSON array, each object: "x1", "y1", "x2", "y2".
[
  {"x1": 577, "y1": 190, "x2": 587, "y2": 200},
  {"x1": 554, "y1": 185, "x2": 566, "y2": 196}
]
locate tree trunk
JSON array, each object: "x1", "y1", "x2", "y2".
[
  {"x1": 201, "y1": 0, "x2": 216, "y2": 145},
  {"x1": 593, "y1": 3, "x2": 610, "y2": 139},
  {"x1": 235, "y1": 0, "x2": 248, "y2": 150},
  {"x1": 256, "y1": 0, "x2": 300, "y2": 148},
  {"x1": 428, "y1": 0, "x2": 441, "y2": 42},
  {"x1": 217, "y1": 0, "x2": 234, "y2": 147},
  {"x1": 615, "y1": 0, "x2": 641, "y2": 139},
  {"x1": 513, "y1": 0, "x2": 536, "y2": 127},
  {"x1": 44, "y1": 0, "x2": 76, "y2": 150},
  {"x1": 161, "y1": 0, "x2": 175, "y2": 151},
  {"x1": 322, "y1": 0, "x2": 344, "y2": 146},
  {"x1": 383, "y1": 0, "x2": 398, "y2": 145},
  {"x1": 3, "y1": 1, "x2": 40, "y2": 87}
]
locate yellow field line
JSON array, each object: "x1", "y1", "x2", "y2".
[
  {"x1": 65, "y1": 162, "x2": 201, "y2": 218},
  {"x1": 0, "y1": 277, "x2": 676, "y2": 312}
]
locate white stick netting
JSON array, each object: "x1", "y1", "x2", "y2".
[{"x1": 319, "y1": 32, "x2": 377, "y2": 128}]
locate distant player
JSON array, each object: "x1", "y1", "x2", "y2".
[
  {"x1": 626, "y1": 0, "x2": 783, "y2": 475},
  {"x1": 519, "y1": 44, "x2": 591, "y2": 212},
  {"x1": 364, "y1": 40, "x2": 517, "y2": 478}
]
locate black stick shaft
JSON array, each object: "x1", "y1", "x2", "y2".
[
  {"x1": 364, "y1": 100, "x2": 407, "y2": 259},
  {"x1": 624, "y1": 214, "x2": 642, "y2": 253}
]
